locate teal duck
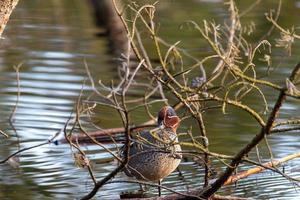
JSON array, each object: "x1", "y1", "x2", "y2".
[{"x1": 123, "y1": 106, "x2": 182, "y2": 196}]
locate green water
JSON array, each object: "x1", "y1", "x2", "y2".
[{"x1": 1, "y1": 0, "x2": 300, "y2": 199}]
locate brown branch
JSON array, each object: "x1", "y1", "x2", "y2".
[
  {"x1": 118, "y1": 151, "x2": 300, "y2": 200},
  {"x1": 188, "y1": 93, "x2": 265, "y2": 127},
  {"x1": 0, "y1": 129, "x2": 8, "y2": 138},
  {"x1": 90, "y1": 1, "x2": 300, "y2": 199},
  {"x1": 200, "y1": 62, "x2": 300, "y2": 198},
  {"x1": 212, "y1": 195, "x2": 250, "y2": 200},
  {"x1": 81, "y1": 36, "x2": 137, "y2": 199},
  {"x1": 271, "y1": 126, "x2": 300, "y2": 134},
  {"x1": 0, "y1": 0, "x2": 19, "y2": 38},
  {"x1": 223, "y1": 151, "x2": 300, "y2": 186},
  {"x1": 59, "y1": 124, "x2": 156, "y2": 144},
  {"x1": 108, "y1": 180, "x2": 201, "y2": 199},
  {"x1": 119, "y1": 193, "x2": 248, "y2": 200},
  {"x1": 80, "y1": 164, "x2": 126, "y2": 200}
]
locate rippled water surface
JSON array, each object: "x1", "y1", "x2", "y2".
[{"x1": 1, "y1": 0, "x2": 300, "y2": 199}]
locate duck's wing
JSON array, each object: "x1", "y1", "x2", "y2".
[
  {"x1": 121, "y1": 128, "x2": 177, "y2": 157},
  {"x1": 119, "y1": 130, "x2": 155, "y2": 158}
]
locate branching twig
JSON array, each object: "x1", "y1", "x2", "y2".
[{"x1": 200, "y1": 62, "x2": 300, "y2": 198}]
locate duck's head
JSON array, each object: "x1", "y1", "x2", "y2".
[{"x1": 157, "y1": 106, "x2": 180, "y2": 131}]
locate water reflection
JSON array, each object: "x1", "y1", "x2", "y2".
[{"x1": 0, "y1": 0, "x2": 300, "y2": 199}]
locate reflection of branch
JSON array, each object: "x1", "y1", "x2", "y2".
[
  {"x1": 0, "y1": 133, "x2": 59, "y2": 164},
  {"x1": 1, "y1": 63, "x2": 23, "y2": 138},
  {"x1": 0, "y1": 61, "x2": 62, "y2": 164},
  {"x1": 0, "y1": 141, "x2": 49, "y2": 164},
  {"x1": 9, "y1": 63, "x2": 23, "y2": 121}
]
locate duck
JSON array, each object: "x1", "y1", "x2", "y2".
[{"x1": 122, "y1": 106, "x2": 182, "y2": 196}]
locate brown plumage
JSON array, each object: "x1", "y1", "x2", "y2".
[{"x1": 122, "y1": 106, "x2": 182, "y2": 196}]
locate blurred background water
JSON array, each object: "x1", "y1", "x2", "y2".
[{"x1": 1, "y1": 0, "x2": 300, "y2": 199}]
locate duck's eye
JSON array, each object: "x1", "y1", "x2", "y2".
[{"x1": 167, "y1": 109, "x2": 176, "y2": 117}]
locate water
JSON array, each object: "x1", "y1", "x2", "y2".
[{"x1": 1, "y1": 0, "x2": 300, "y2": 199}]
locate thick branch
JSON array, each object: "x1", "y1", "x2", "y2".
[
  {"x1": 200, "y1": 62, "x2": 300, "y2": 198},
  {"x1": 0, "y1": 0, "x2": 19, "y2": 38},
  {"x1": 223, "y1": 151, "x2": 300, "y2": 186},
  {"x1": 120, "y1": 151, "x2": 300, "y2": 200}
]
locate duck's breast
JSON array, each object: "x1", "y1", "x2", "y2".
[{"x1": 124, "y1": 129, "x2": 181, "y2": 181}]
